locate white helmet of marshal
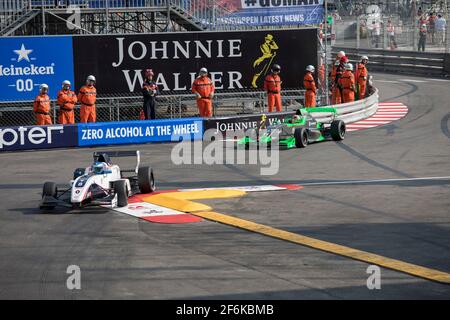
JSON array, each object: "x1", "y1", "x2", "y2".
[
  {"x1": 199, "y1": 67, "x2": 208, "y2": 74},
  {"x1": 345, "y1": 63, "x2": 354, "y2": 71},
  {"x1": 337, "y1": 51, "x2": 346, "y2": 58},
  {"x1": 361, "y1": 55, "x2": 369, "y2": 62},
  {"x1": 306, "y1": 65, "x2": 315, "y2": 73},
  {"x1": 62, "y1": 80, "x2": 71, "y2": 88},
  {"x1": 87, "y1": 75, "x2": 96, "y2": 82},
  {"x1": 39, "y1": 83, "x2": 48, "y2": 91}
]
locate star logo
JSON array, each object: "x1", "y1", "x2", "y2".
[{"x1": 13, "y1": 44, "x2": 33, "y2": 62}]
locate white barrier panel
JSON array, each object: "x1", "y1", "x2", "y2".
[{"x1": 311, "y1": 88, "x2": 379, "y2": 124}]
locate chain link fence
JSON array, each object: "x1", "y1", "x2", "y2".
[
  {"x1": 0, "y1": 89, "x2": 307, "y2": 127},
  {"x1": 331, "y1": 1, "x2": 449, "y2": 53},
  {"x1": 333, "y1": 16, "x2": 449, "y2": 53}
]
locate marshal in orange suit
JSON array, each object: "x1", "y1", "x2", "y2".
[
  {"x1": 57, "y1": 80, "x2": 77, "y2": 124},
  {"x1": 77, "y1": 75, "x2": 97, "y2": 123}
]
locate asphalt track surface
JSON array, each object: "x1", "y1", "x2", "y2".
[{"x1": 1, "y1": 72, "x2": 450, "y2": 299}]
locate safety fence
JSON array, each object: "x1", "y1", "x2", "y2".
[
  {"x1": 0, "y1": 90, "x2": 307, "y2": 127},
  {"x1": 332, "y1": 47, "x2": 448, "y2": 76},
  {"x1": 332, "y1": 13, "x2": 449, "y2": 54},
  {"x1": 0, "y1": 87, "x2": 379, "y2": 152}
]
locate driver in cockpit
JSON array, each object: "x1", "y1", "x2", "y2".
[
  {"x1": 92, "y1": 162, "x2": 108, "y2": 175},
  {"x1": 291, "y1": 115, "x2": 301, "y2": 124}
]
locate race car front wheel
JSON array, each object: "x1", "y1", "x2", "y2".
[
  {"x1": 41, "y1": 182, "x2": 57, "y2": 210},
  {"x1": 114, "y1": 180, "x2": 128, "y2": 207},
  {"x1": 330, "y1": 120, "x2": 346, "y2": 141},
  {"x1": 294, "y1": 128, "x2": 308, "y2": 148},
  {"x1": 42, "y1": 182, "x2": 57, "y2": 198},
  {"x1": 138, "y1": 166, "x2": 156, "y2": 194}
]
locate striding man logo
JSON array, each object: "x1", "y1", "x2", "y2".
[{"x1": 251, "y1": 34, "x2": 279, "y2": 88}]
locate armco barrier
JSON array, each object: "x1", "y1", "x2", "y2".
[
  {"x1": 333, "y1": 47, "x2": 447, "y2": 77},
  {"x1": 77, "y1": 118, "x2": 204, "y2": 147},
  {"x1": 205, "y1": 88, "x2": 379, "y2": 134},
  {"x1": 309, "y1": 88, "x2": 379, "y2": 124},
  {"x1": 0, "y1": 124, "x2": 78, "y2": 152},
  {"x1": 445, "y1": 54, "x2": 450, "y2": 75}
]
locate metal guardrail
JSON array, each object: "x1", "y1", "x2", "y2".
[
  {"x1": 309, "y1": 88, "x2": 379, "y2": 124},
  {"x1": 332, "y1": 47, "x2": 448, "y2": 76}
]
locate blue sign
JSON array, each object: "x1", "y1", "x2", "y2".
[
  {"x1": 78, "y1": 118, "x2": 204, "y2": 146},
  {"x1": 217, "y1": 1, "x2": 324, "y2": 27},
  {"x1": 0, "y1": 36, "x2": 74, "y2": 101},
  {"x1": 0, "y1": 124, "x2": 78, "y2": 151}
]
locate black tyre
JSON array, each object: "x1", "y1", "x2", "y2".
[
  {"x1": 73, "y1": 168, "x2": 85, "y2": 180},
  {"x1": 138, "y1": 166, "x2": 156, "y2": 194},
  {"x1": 294, "y1": 128, "x2": 308, "y2": 148},
  {"x1": 42, "y1": 182, "x2": 57, "y2": 198},
  {"x1": 114, "y1": 180, "x2": 128, "y2": 207},
  {"x1": 330, "y1": 120, "x2": 346, "y2": 141}
]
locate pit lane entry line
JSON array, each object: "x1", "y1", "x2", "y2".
[{"x1": 192, "y1": 211, "x2": 450, "y2": 285}]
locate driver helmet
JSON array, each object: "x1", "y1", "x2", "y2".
[
  {"x1": 92, "y1": 162, "x2": 106, "y2": 174},
  {"x1": 291, "y1": 115, "x2": 301, "y2": 123}
]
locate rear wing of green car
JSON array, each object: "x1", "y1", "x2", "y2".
[{"x1": 301, "y1": 107, "x2": 338, "y2": 114}]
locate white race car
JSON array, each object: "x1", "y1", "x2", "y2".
[{"x1": 39, "y1": 150, "x2": 155, "y2": 210}]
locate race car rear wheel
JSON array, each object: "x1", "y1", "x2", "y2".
[
  {"x1": 294, "y1": 128, "x2": 308, "y2": 148},
  {"x1": 330, "y1": 120, "x2": 346, "y2": 141},
  {"x1": 114, "y1": 180, "x2": 128, "y2": 207},
  {"x1": 138, "y1": 166, "x2": 156, "y2": 194},
  {"x1": 42, "y1": 182, "x2": 57, "y2": 198}
]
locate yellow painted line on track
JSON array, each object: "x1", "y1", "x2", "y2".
[
  {"x1": 192, "y1": 211, "x2": 450, "y2": 285},
  {"x1": 143, "y1": 189, "x2": 246, "y2": 213},
  {"x1": 143, "y1": 189, "x2": 450, "y2": 285}
]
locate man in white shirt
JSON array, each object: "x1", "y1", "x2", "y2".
[
  {"x1": 435, "y1": 14, "x2": 447, "y2": 45},
  {"x1": 370, "y1": 21, "x2": 381, "y2": 48}
]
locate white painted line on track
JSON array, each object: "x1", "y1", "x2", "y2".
[
  {"x1": 375, "y1": 80, "x2": 401, "y2": 83},
  {"x1": 376, "y1": 113, "x2": 408, "y2": 116},
  {"x1": 300, "y1": 176, "x2": 450, "y2": 187},
  {"x1": 355, "y1": 120, "x2": 392, "y2": 123},
  {"x1": 348, "y1": 103, "x2": 408, "y2": 132},
  {"x1": 398, "y1": 79, "x2": 427, "y2": 83},
  {"x1": 368, "y1": 118, "x2": 402, "y2": 121},
  {"x1": 425, "y1": 78, "x2": 450, "y2": 82}
]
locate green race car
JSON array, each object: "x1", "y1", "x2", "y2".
[{"x1": 237, "y1": 108, "x2": 346, "y2": 149}]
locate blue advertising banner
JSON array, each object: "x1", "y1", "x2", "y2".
[
  {"x1": 0, "y1": 124, "x2": 78, "y2": 152},
  {"x1": 217, "y1": 0, "x2": 324, "y2": 27},
  {"x1": 0, "y1": 36, "x2": 74, "y2": 101},
  {"x1": 78, "y1": 118, "x2": 204, "y2": 146}
]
